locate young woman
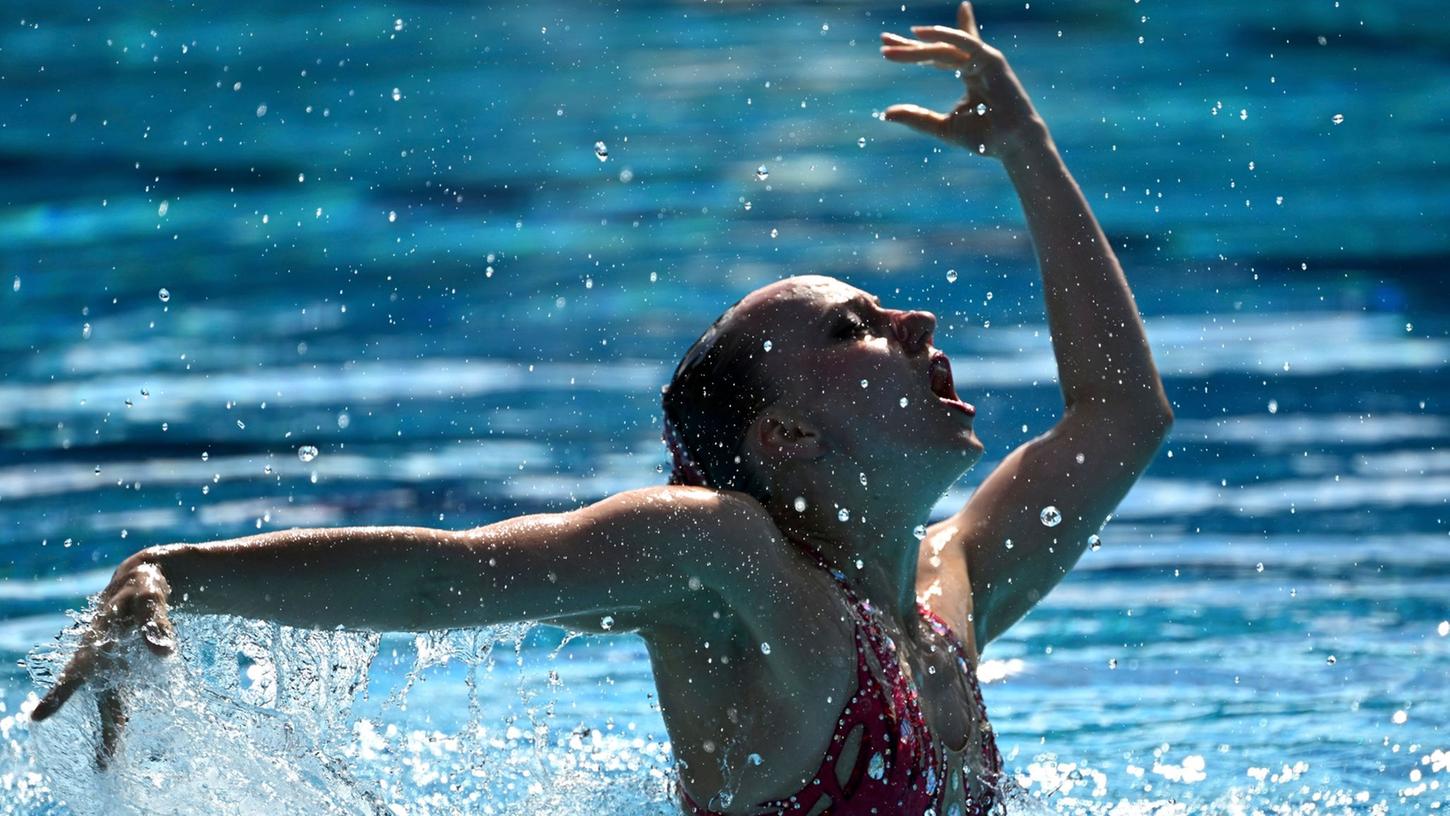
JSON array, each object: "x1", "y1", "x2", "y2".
[{"x1": 32, "y1": 4, "x2": 1172, "y2": 814}]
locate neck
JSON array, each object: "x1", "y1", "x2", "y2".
[{"x1": 773, "y1": 493, "x2": 937, "y2": 631}]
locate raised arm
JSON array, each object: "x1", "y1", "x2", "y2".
[
  {"x1": 31, "y1": 486, "x2": 769, "y2": 725},
  {"x1": 883, "y1": 3, "x2": 1172, "y2": 647}
]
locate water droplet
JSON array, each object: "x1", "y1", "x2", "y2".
[
  {"x1": 1039, "y1": 505, "x2": 1062, "y2": 527},
  {"x1": 747, "y1": 753, "x2": 763, "y2": 766},
  {"x1": 297, "y1": 445, "x2": 319, "y2": 463},
  {"x1": 1004, "y1": 538, "x2": 1014, "y2": 550},
  {"x1": 1108, "y1": 658, "x2": 1118, "y2": 669},
  {"x1": 157, "y1": 200, "x2": 170, "y2": 217},
  {"x1": 618, "y1": 167, "x2": 633, "y2": 183},
  {"x1": 860, "y1": 379, "x2": 869, "y2": 388},
  {"x1": 1075, "y1": 452, "x2": 1085, "y2": 464},
  {"x1": 858, "y1": 472, "x2": 868, "y2": 487},
  {"x1": 762, "y1": 340, "x2": 773, "y2": 352},
  {"x1": 793, "y1": 496, "x2": 808, "y2": 512},
  {"x1": 837, "y1": 508, "x2": 850, "y2": 522},
  {"x1": 236, "y1": 420, "x2": 246, "y2": 430},
  {"x1": 687, "y1": 576, "x2": 703, "y2": 591},
  {"x1": 899, "y1": 396, "x2": 909, "y2": 407},
  {"x1": 255, "y1": 103, "x2": 268, "y2": 118},
  {"x1": 10, "y1": 276, "x2": 18, "y2": 292},
  {"x1": 945, "y1": 269, "x2": 958, "y2": 283},
  {"x1": 1088, "y1": 534, "x2": 1101, "y2": 551},
  {"x1": 594, "y1": 140, "x2": 609, "y2": 161},
  {"x1": 158, "y1": 287, "x2": 171, "y2": 303},
  {"x1": 393, "y1": 18, "x2": 404, "y2": 31},
  {"x1": 387, "y1": 210, "x2": 397, "y2": 223},
  {"x1": 857, "y1": 136, "x2": 866, "y2": 148},
  {"x1": 1267, "y1": 399, "x2": 1278, "y2": 414},
  {"x1": 81, "y1": 322, "x2": 92, "y2": 339},
  {"x1": 1392, "y1": 709, "x2": 1408, "y2": 725},
  {"x1": 120, "y1": 529, "x2": 128, "y2": 539},
  {"x1": 391, "y1": 87, "x2": 402, "y2": 102},
  {"x1": 200, "y1": 451, "x2": 209, "y2": 462},
  {"x1": 1331, "y1": 113, "x2": 1344, "y2": 125},
  {"x1": 93, "y1": 465, "x2": 101, "y2": 475},
  {"x1": 755, "y1": 165, "x2": 769, "y2": 181},
  {"x1": 1256, "y1": 562, "x2": 1265, "y2": 573},
  {"x1": 1438, "y1": 620, "x2": 1449, "y2": 637},
  {"x1": 759, "y1": 642, "x2": 772, "y2": 655},
  {"x1": 769, "y1": 227, "x2": 779, "y2": 239},
  {"x1": 337, "y1": 412, "x2": 351, "y2": 429},
  {"x1": 600, "y1": 615, "x2": 614, "y2": 630},
  {"x1": 867, "y1": 752, "x2": 885, "y2": 780},
  {"x1": 1326, "y1": 655, "x2": 1337, "y2": 665},
  {"x1": 913, "y1": 524, "x2": 926, "y2": 541},
  {"x1": 975, "y1": 102, "x2": 987, "y2": 116}
]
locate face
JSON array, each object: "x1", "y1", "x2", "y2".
[{"x1": 729, "y1": 275, "x2": 985, "y2": 495}]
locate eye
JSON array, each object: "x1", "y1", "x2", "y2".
[{"x1": 832, "y1": 313, "x2": 869, "y2": 340}]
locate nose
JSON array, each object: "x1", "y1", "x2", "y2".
[{"x1": 891, "y1": 309, "x2": 936, "y2": 354}]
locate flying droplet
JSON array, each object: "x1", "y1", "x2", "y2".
[
  {"x1": 1088, "y1": 534, "x2": 1101, "y2": 551},
  {"x1": 837, "y1": 508, "x2": 850, "y2": 522},
  {"x1": 913, "y1": 524, "x2": 926, "y2": 540},
  {"x1": 157, "y1": 200, "x2": 170, "y2": 217},
  {"x1": 1039, "y1": 506, "x2": 1062, "y2": 527},
  {"x1": 1075, "y1": 452, "x2": 1085, "y2": 464},
  {"x1": 793, "y1": 496, "x2": 808, "y2": 513},
  {"x1": 857, "y1": 137, "x2": 866, "y2": 148},
  {"x1": 1256, "y1": 562, "x2": 1265, "y2": 573},
  {"x1": 387, "y1": 210, "x2": 397, "y2": 223},
  {"x1": 747, "y1": 753, "x2": 763, "y2": 766},
  {"x1": 945, "y1": 269, "x2": 958, "y2": 283},
  {"x1": 236, "y1": 420, "x2": 246, "y2": 430},
  {"x1": 900, "y1": 396, "x2": 909, "y2": 407},
  {"x1": 1331, "y1": 113, "x2": 1344, "y2": 125},
  {"x1": 1108, "y1": 658, "x2": 1118, "y2": 669},
  {"x1": 860, "y1": 379, "x2": 869, "y2": 388},
  {"x1": 1392, "y1": 710, "x2": 1408, "y2": 725},
  {"x1": 393, "y1": 18, "x2": 404, "y2": 31},
  {"x1": 759, "y1": 642, "x2": 772, "y2": 655},
  {"x1": 297, "y1": 445, "x2": 319, "y2": 463},
  {"x1": 762, "y1": 340, "x2": 773, "y2": 352},
  {"x1": 859, "y1": 472, "x2": 868, "y2": 487},
  {"x1": 755, "y1": 165, "x2": 769, "y2": 181},
  {"x1": 391, "y1": 87, "x2": 402, "y2": 102},
  {"x1": 158, "y1": 287, "x2": 171, "y2": 303},
  {"x1": 594, "y1": 140, "x2": 609, "y2": 161},
  {"x1": 1268, "y1": 399, "x2": 1279, "y2": 414},
  {"x1": 600, "y1": 615, "x2": 614, "y2": 630},
  {"x1": 1326, "y1": 655, "x2": 1337, "y2": 665},
  {"x1": 975, "y1": 102, "x2": 987, "y2": 115},
  {"x1": 200, "y1": 451, "x2": 209, "y2": 462},
  {"x1": 81, "y1": 322, "x2": 92, "y2": 339}
]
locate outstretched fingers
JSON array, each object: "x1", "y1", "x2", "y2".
[
  {"x1": 882, "y1": 104, "x2": 951, "y2": 138},
  {"x1": 880, "y1": 41, "x2": 972, "y2": 71},
  {"x1": 30, "y1": 640, "x2": 100, "y2": 721},
  {"x1": 957, "y1": 1, "x2": 981, "y2": 39}
]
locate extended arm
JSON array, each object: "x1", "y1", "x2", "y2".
[
  {"x1": 883, "y1": 3, "x2": 1172, "y2": 646},
  {"x1": 32, "y1": 486, "x2": 766, "y2": 724}
]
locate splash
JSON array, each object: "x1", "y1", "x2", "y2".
[{"x1": 12, "y1": 610, "x2": 678, "y2": 816}]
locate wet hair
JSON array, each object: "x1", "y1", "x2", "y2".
[{"x1": 661, "y1": 298, "x2": 777, "y2": 497}]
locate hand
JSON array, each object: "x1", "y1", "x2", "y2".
[
  {"x1": 30, "y1": 556, "x2": 177, "y2": 767},
  {"x1": 880, "y1": 2, "x2": 1047, "y2": 159}
]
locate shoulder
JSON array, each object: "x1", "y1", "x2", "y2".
[{"x1": 573, "y1": 486, "x2": 787, "y2": 575}]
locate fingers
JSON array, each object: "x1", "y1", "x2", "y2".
[
  {"x1": 882, "y1": 104, "x2": 951, "y2": 138},
  {"x1": 138, "y1": 595, "x2": 177, "y2": 657},
  {"x1": 957, "y1": 1, "x2": 981, "y2": 39},
  {"x1": 908, "y1": 25, "x2": 983, "y2": 56},
  {"x1": 880, "y1": 42, "x2": 972, "y2": 71},
  {"x1": 96, "y1": 687, "x2": 128, "y2": 769},
  {"x1": 31, "y1": 642, "x2": 99, "y2": 721}
]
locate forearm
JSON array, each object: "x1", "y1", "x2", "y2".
[
  {"x1": 130, "y1": 525, "x2": 486, "y2": 632},
  {"x1": 999, "y1": 130, "x2": 1171, "y2": 423}
]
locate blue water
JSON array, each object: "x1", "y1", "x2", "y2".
[{"x1": 2, "y1": 0, "x2": 1447, "y2": 813}]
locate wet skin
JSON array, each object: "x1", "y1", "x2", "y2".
[{"x1": 33, "y1": 3, "x2": 1172, "y2": 812}]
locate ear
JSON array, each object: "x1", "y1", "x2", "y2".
[{"x1": 748, "y1": 410, "x2": 827, "y2": 464}]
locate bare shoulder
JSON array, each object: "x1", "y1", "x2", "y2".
[{"x1": 568, "y1": 485, "x2": 792, "y2": 596}]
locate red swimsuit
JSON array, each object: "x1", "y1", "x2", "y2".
[{"x1": 678, "y1": 547, "x2": 1003, "y2": 815}]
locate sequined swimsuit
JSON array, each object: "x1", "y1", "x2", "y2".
[{"x1": 678, "y1": 546, "x2": 1003, "y2": 816}]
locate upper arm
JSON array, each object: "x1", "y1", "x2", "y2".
[
  {"x1": 951, "y1": 403, "x2": 1171, "y2": 646},
  {"x1": 448, "y1": 486, "x2": 779, "y2": 634}
]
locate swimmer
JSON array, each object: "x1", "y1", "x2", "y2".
[{"x1": 33, "y1": 4, "x2": 1172, "y2": 814}]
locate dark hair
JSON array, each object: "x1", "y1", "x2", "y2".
[{"x1": 661, "y1": 299, "x2": 776, "y2": 496}]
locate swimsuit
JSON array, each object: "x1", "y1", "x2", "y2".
[{"x1": 677, "y1": 543, "x2": 1003, "y2": 815}]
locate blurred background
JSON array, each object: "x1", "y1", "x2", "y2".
[{"x1": 0, "y1": 1, "x2": 1446, "y2": 813}]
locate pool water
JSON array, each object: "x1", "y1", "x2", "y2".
[{"x1": 1, "y1": 1, "x2": 1447, "y2": 813}]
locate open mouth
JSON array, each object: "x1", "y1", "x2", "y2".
[{"x1": 928, "y1": 351, "x2": 976, "y2": 417}]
